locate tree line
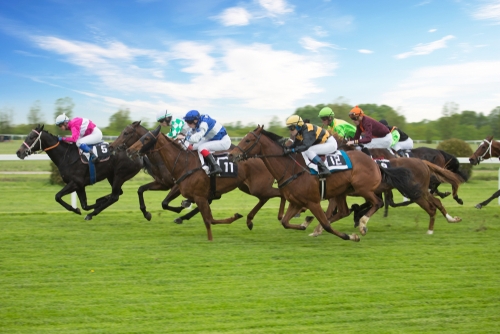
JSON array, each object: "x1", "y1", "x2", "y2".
[{"x1": 1, "y1": 97, "x2": 499, "y2": 141}]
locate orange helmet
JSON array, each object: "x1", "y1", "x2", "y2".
[{"x1": 349, "y1": 106, "x2": 364, "y2": 119}]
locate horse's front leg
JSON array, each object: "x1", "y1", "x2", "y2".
[
  {"x1": 161, "y1": 185, "x2": 185, "y2": 214},
  {"x1": 137, "y1": 181, "x2": 169, "y2": 221},
  {"x1": 307, "y1": 201, "x2": 359, "y2": 242},
  {"x1": 279, "y1": 202, "x2": 308, "y2": 230},
  {"x1": 55, "y1": 182, "x2": 82, "y2": 215},
  {"x1": 475, "y1": 189, "x2": 500, "y2": 209}
]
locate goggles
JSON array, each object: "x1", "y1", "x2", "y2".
[
  {"x1": 287, "y1": 125, "x2": 296, "y2": 131},
  {"x1": 320, "y1": 116, "x2": 330, "y2": 121}
]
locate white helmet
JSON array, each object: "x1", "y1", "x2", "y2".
[
  {"x1": 55, "y1": 113, "x2": 69, "y2": 125},
  {"x1": 156, "y1": 109, "x2": 173, "y2": 122}
]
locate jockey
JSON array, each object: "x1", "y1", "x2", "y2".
[
  {"x1": 183, "y1": 110, "x2": 231, "y2": 176},
  {"x1": 318, "y1": 107, "x2": 356, "y2": 140},
  {"x1": 346, "y1": 106, "x2": 392, "y2": 155},
  {"x1": 156, "y1": 109, "x2": 188, "y2": 139},
  {"x1": 379, "y1": 119, "x2": 414, "y2": 155},
  {"x1": 284, "y1": 115, "x2": 337, "y2": 177},
  {"x1": 56, "y1": 113, "x2": 102, "y2": 162}
]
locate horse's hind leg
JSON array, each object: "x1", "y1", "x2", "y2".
[
  {"x1": 174, "y1": 207, "x2": 200, "y2": 224},
  {"x1": 84, "y1": 183, "x2": 124, "y2": 220},
  {"x1": 414, "y1": 197, "x2": 437, "y2": 235},
  {"x1": 55, "y1": 182, "x2": 82, "y2": 215},
  {"x1": 429, "y1": 196, "x2": 461, "y2": 224},
  {"x1": 279, "y1": 202, "x2": 307, "y2": 230},
  {"x1": 307, "y1": 201, "x2": 359, "y2": 242}
]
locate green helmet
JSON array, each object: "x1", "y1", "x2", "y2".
[{"x1": 318, "y1": 107, "x2": 334, "y2": 118}]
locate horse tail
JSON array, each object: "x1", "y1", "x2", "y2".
[
  {"x1": 142, "y1": 155, "x2": 154, "y2": 176},
  {"x1": 379, "y1": 166, "x2": 422, "y2": 201},
  {"x1": 439, "y1": 149, "x2": 469, "y2": 181},
  {"x1": 422, "y1": 160, "x2": 464, "y2": 198}
]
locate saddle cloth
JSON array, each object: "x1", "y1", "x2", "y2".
[
  {"x1": 374, "y1": 159, "x2": 391, "y2": 169},
  {"x1": 306, "y1": 150, "x2": 353, "y2": 175},
  {"x1": 214, "y1": 153, "x2": 238, "y2": 178},
  {"x1": 79, "y1": 142, "x2": 111, "y2": 164}
]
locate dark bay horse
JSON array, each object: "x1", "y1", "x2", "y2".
[
  {"x1": 469, "y1": 136, "x2": 500, "y2": 209},
  {"x1": 16, "y1": 125, "x2": 143, "y2": 220},
  {"x1": 126, "y1": 125, "x2": 286, "y2": 241},
  {"x1": 228, "y1": 125, "x2": 421, "y2": 242},
  {"x1": 308, "y1": 155, "x2": 463, "y2": 237}
]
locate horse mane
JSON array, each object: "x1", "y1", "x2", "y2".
[
  {"x1": 260, "y1": 128, "x2": 285, "y2": 144},
  {"x1": 438, "y1": 149, "x2": 469, "y2": 181}
]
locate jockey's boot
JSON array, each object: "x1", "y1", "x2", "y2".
[
  {"x1": 79, "y1": 143, "x2": 98, "y2": 163},
  {"x1": 397, "y1": 149, "x2": 406, "y2": 158},
  {"x1": 312, "y1": 156, "x2": 330, "y2": 177},
  {"x1": 361, "y1": 147, "x2": 371, "y2": 157},
  {"x1": 205, "y1": 153, "x2": 222, "y2": 176}
]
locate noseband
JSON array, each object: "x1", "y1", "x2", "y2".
[{"x1": 476, "y1": 139, "x2": 493, "y2": 162}]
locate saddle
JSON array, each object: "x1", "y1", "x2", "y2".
[{"x1": 79, "y1": 143, "x2": 112, "y2": 164}]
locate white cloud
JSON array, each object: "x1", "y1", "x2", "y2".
[
  {"x1": 216, "y1": 7, "x2": 252, "y2": 26},
  {"x1": 428, "y1": 28, "x2": 437, "y2": 33},
  {"x1": 394, "y1": 35, "x2": 455, "y2": 59},
  {"x1": 358, "y1": 49, "x2": 373, "y2": 54},
  {"x1": 314, "y1": 26, "x2": 328, "y2": 37},
  {"x1": 473, "y1": 0, "x2": 500, "y2": 23},
  {"x1": 258, "y1": 0, "x2": 293, "y2": 15},
  {"x1": 382, "y1": 61, "x2": 500, "y2": 121},
  {"x1": 29, "y1": 35, "x2": 336, "y2": 112},
  {"x1": 299, "y1": 37, "x2": 336, "y2": 52}
]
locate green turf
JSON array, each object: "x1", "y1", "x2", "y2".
[{"x1": 0, "y1": 169, "x2": 499, "y2": 333}]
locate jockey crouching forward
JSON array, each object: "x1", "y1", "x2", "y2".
[
  {"x1": 346, "y1": 106, "x2": 392, "y2": 155},
  {"x1": 56, "y1": 113, "x2": 103, "y2": 163},
  {"x1": 183, "y1": 110, "x2": 231, "y2": 176},
  {"x1": 379, "y1": 119, "x2": 414, "y2": 156},
  {"x1": 284, "y1": 115, "x2": 337, "y2": 178}
]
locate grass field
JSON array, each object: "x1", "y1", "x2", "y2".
[{"x1": 1, "y1": 156, "x2": 500, "y2": 333}]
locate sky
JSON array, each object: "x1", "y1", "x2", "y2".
[{"x1": 1, "y1": 0, "x2": 500, "y2": 127}]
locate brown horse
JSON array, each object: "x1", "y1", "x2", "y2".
[
  {"x1": 126, "y1": 125, "x2": 286, "y2": 241},
  {"x1": 308, "y1": 155, "x2": 463, "y2": 237},
  {"x1": 469, "y1": 136, "x2": 500, "y2": 209},
  {"x1": 229, "y1": 125, "x2": 421, "y2": 242}
]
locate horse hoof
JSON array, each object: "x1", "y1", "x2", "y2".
[
  {"x1": 457, "y1": 199, "x2": 463, "y2": 205},
  {"x1": 426, "y1": 230, "x2": 434, "y2": 235},
  {"x1": 174, "y1": 218, "x2": 183, "y2": 224},
  {"x1": 84, "y1": 215, "x2": 93, "y2": 221},
  {"x1": 75, "y1": 208, "x2": 82, "y2": 215},
  {"x1": 145, "y1": 212, "x2": 152, "y2": 221},
  {"x1": 235, "y1": 213, "x2": 243, "y2": 219},
  {"x1": 294, "y1": 213, "x2": 301, "y2": 218},
  {"x1": 247, "y1": 222, "x2": 253, "y2": 231},
  {"x1": 308, "y1": 232, "x2": 319, "y2": 237},
  {"x1": 360, "y1": 226, "x2": 367, "y2": 236},
  {"x1": 350, "y1": 234, "x2": 360, "y2": 242},
  {"x1": 475, "y1": 204, "x2": 483, "y2": 209},
  {"x1": 181, "y1": 200, "x2": 191, "y2": 208}
]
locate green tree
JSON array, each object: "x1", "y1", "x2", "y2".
[
  {"x1": 0, "y1": 107, "x2": 14, "y2": 133},
  {"x1": 437, "y1": 102, "x2": 460, "y2": 140},
  {"x1": 489, "y1": 106, "x2": 500, "y2": 138},
  {"x1": 106, "y1": 108, "x2": 132, "y2": 134},
  {"x1": 27, "y1": 100, "x2": 45, "y2": 125},
  {"x1": 54, "y1": 97, "x2": 74, "y2": 121}
]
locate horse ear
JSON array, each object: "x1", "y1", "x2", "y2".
[
  {"x1": 152, "y1": 124, "x2": 161, "y2": 135},
  {"x1": 40, "y1": 124, "x2": 44, "y2": 131},
  {"x1": 132, "y1": 121, "x2": 141, "y2": 126}
]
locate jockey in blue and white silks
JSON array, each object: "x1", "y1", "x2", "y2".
[{"x1": 183, "y1": 110, "x2": 231, "y2": 176}]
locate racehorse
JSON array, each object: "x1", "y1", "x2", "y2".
[
  {"x1": 308, "y1": 155, "x2": 463, "y2": 237},
  {"x1": 16, "y1": 124, "x2": 143, "y2": 220},
  {"x1": 126, "y1": 125, "x2": 286, "y2": 241},
  {"x1": 111, "y1": 121, "x2": 285, "y2": 226},
  {"x1": 228, "y1": 125, "x2": 421, "y2": 242},
  {"x1": 469, "y1": 136, "x2": 500, "y2": 209}
]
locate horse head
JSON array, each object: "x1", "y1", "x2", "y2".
[
  {"x1": 16, "y1": 124, "x2": 55, "y2": 159},
  {"x1": 127, "y1": 125, "x2": 161, "y2": 158},
  {"x1": 469, "y1": 136, "x2": 494, "y2": 165},
  {"x1": 229, "y1": 125, "x2": 265, "y2": 163},
  {"x1": 110, "y1": 121, "x2": 145, "y2": 153}
]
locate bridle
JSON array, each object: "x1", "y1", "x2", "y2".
[
  {"x1": 476, "y1": 139, "x2": 493, "y2": 162},
  {"x1": 233, "y1": 131, "x2": 262, "y2": 161},
  {"x1": 22, "y1": 129, "x2": 59, "y2": 155}
]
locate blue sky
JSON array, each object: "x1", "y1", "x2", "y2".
[{"x1": 1, "y1": 0, "x2": 499, "y2": 127}]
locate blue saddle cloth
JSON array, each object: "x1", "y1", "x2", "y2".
[{"x1": 308, "y1": 151, "x2": 353, "y2": 175}]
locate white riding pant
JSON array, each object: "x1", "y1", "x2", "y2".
[
  {"x1": 363, "y1": 133, "x2": 393, "y2": 149},
  {"x1": 301, "y1": 136, "x2": 338, "y2": 161},
  {"x1": 393, "y1": 138, "x2": 414, "y2": 151},
  {"x1": 193, "y1": 134, "x2": 231, "y2": 166},
  {"x1": 76, "y1": 127, "x2": 103, "y2": 147}
]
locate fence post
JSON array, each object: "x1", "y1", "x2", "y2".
[{"x1": 72, "y1": 192, "x2": 77, "y2": 209}]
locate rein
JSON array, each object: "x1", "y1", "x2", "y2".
[{"x1": 477, "y1": 139, "x2": 494, "y2": 161}]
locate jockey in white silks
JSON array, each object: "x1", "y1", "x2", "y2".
[{"x1": 183, "y1": 110, "x2": 231, "y2": 176}]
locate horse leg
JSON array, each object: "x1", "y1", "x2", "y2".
[
  {"x1": 475, "y1": 189, "x2": 500, "y2": 209},
  {"x1": 383, "y1": 191, "x2": 390, "y2": 217},
  {"x1": 174, "y1": 206, "x2": 200, "y2": 225},
  {"x1": 279, "y1": 202, "x2": 312, "y2": 230},
  {"x1": 277, "y1": 197, "x2": 286, "y2": 221},
  {"x1": 243, "y1": 198, "x2": 269, "y2": 231},
  {"x1": 137, "y1": 181, "x2": 169, "y2": 221},
  {"x1": 307, "y1": 201, "x2": 359, "y2": 242},
  {"x1": 161, "y1": 185, "x2": 185, "y2": 214},
  {"x1": 54, "y1": 182, "x2": 82, "y2": 215},
  {"x1": 84, "y1": 183, "x2": 124, "y2": 220},
  {"x1": 193, "y1": 199, "x2": 214, "y2": 241},
  {"x1": 309, "y1": 197, "x2": 350, "y2": 237},
  {"x1": 429, "y1": 196, "x2": 462, "y2": 225},
  {"x1": 353, "y1": 192, "x2": 384, "y2": 236},
  {"x1": 413, "y1": 196, "x2": 438, "y2": 235}
]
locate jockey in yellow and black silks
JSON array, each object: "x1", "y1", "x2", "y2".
[{"x1": 283, "y1": 115, "x2": 337, "y2": 177}]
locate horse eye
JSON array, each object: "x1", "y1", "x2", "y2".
[{"x1": 245, "y1": 139, "x2": 250, "y2": 143}]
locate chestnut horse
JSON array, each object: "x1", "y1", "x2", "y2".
[
  {"x1": 229, "y1": 126, "x2": 421, "y2": 242},
  {"x1": 469, "y1": 136, "x2": 500, "y2": 209},
  {"x1": 308, "y1": 154, "x2": 463, "y2": 237},
  {"x1": 111, "y1": 121, "x2": 285, "y2": 226},
  {"x1": 126, "y1": 125, "x2": 286, "y2": 241},
  {"x1": 16, "y1": 125, "x2": 143, "y2": 220}
]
